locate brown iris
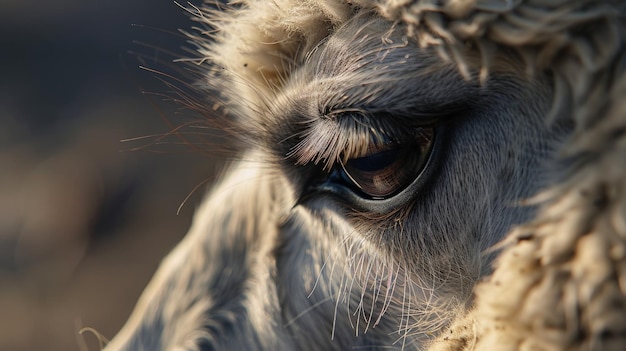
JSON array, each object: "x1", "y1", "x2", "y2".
[{"x1": 339, "y1": 128, "x2": 434, "y2": 199}]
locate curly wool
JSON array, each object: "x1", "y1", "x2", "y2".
[
  {"x1": 103, "y1": 0, "x2": 626, "y2": 350},
  {"x1": 429, "y1": 80, "x2": 626, "y2": 351},
  {"x1": 192, "y1": 1, "x2": 626, "y2": 350},
  {"x1": 364, "y1": 1, "x2": 626, "y2": 350}
]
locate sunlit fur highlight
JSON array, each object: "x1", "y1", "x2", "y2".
[{"x1": 103, "y1": 1, "x2": 626, "y2": 351}]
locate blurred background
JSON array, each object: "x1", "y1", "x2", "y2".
[{"x1": 0, "y1": 1, "x2": 223, "y2": 350}]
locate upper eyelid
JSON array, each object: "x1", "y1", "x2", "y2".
[{"x1": 287, "y1": 111, "x2": 438, "y2": 171}]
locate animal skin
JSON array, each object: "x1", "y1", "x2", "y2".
[{"x1": 104, "y1": 1, "x2": 626, "y2": 350}]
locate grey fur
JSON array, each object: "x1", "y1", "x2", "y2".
[{"x1": 104, "y1": 1, "x2": 623, "y2": 350}]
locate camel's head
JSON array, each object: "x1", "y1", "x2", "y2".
[{"x1": 104, "y1": 1, "x2": 626, "y2": 350}]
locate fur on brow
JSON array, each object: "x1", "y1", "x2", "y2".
[
  {"x1": 185, "y1": 1, "x2": 626, "y2": 350},
  {"x1": 279, "y1": 16, "x2": 454, "y2": 171}
]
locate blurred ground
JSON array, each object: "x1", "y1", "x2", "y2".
[{"x1": 0, "y1": 1, "x2": 223, "y2": 350}]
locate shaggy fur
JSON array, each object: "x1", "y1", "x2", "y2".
[{"x1": 104, "y1": 1, "x2": 626, "y2": 350}]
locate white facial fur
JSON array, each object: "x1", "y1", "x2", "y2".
[{"x1": 104, "y1": 9, "x2": 570, "y2": 351}]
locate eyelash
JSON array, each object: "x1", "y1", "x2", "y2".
[
  {"x1": 294, "y1": 115, "x2": 443, "y2": 212},
  {"x1": 288, "y1": 113, "x2": 436, "y2": 171}
]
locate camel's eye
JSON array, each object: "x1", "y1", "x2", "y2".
[
  {"x1": 298, "y1": 122, "x2": 443, "y2": 213},
  {"x1": 302, "y1": 126, "x2": 440, "y2": 213},
  {"x1": 339, "y1": 128, "x2": 434, "y2": 199}
]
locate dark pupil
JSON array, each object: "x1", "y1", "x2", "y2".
[{"x1": 347, "y1": 148, "x2": 398, "y2": 172}]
